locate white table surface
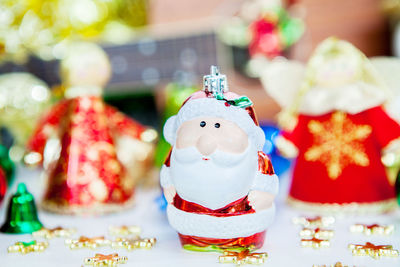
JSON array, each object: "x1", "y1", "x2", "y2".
[{"x1": 0, "y1": 166, "x2": 400, "y2": 267}]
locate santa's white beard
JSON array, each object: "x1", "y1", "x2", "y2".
[{"x1": 170, "y1": 145, "x2": 258, "y2": 210}]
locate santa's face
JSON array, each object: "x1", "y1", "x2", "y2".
[
  {"x1": 176, "y1": 117, "x2": 249, "y2": 154},
  {"x1": 170, "y1": 117, "x2": 258, "y2": 210}
]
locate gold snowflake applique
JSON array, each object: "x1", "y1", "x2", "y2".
[{"x1": 305, "y1": 111, "x2": 372, "y2": 179}]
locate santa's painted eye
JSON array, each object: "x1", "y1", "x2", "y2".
[
  {"x1": 200, "y1": 121, "x2": 206, "y2": 127},
  {"x1": 214, "y1": 123, "x2": 220, "y2": 128}
]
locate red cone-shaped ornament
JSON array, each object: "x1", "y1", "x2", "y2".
[
  {"x1": 40, "y1": 96, "x2": 137, "y2": 214},
  {"x1": 26, "y1": 42, "x2": 156, "y2": 215}
]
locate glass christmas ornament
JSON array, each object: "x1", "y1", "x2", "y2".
[
  {"x1": 0, "y1": 183, "x2": 43, "y2": 234},
  {"x1": 0, "y1": 73, "x2": 51, "y2": 163},
  {"x1": 26, "y1": 42, "x2": 156, "y2": 215},
  {"x1": 160, "y1": 66, "x2": 278, "y2": 250},
  {"x1": 0, "y1": 167, "x2": 6, "y2": 203}
]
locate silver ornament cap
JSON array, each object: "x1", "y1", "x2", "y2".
[{"x1": 203, "y1": 66, "x2": 229, "y2": 95}]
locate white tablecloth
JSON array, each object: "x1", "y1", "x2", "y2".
[{"x1": 0, "y1": 166, "x2": 399, "y2": 267}]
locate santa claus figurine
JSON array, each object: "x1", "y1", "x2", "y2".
[
  {"x1": 161, "y1": 66, "x2": 278, "y2": 250},
  {"x1": 262, "y1": 37, "x2": 400, "y2": 214},
  {"x1": 26, "y1": 42, "x2": 156, "y2": 215}
]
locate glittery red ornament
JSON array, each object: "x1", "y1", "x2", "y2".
[
  {"x1": 0, "y1": 168, "x2": 6, "y2": 203},
  {"x1": 27, "y1": 97, "x2": 151, "y2": 215},
  {"x1": 26, "y1": 43, "x2": 156, "y2": 215}
]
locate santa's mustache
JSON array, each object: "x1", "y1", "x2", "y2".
[{"x1": 173, "y1": 146, "x2": 248, "y2": 167}]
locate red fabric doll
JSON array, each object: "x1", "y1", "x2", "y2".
[{"x1": 262, "y1": 37, "x2": 400, "y2": 213}]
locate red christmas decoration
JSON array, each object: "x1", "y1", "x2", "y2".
[
  {"x1": 267, "y1": 38, "x2": 400, "y2": 213},
  {"x1": 26, "y1": 42, "x2": 156, "y2": 215},
  {"x1": 249, "y1": 17, "x2": 282, "y2": 58},
  {"x1": 283, "y1": 108, "x2": 399, "y2": 207},
  {"x1": 161, "y1": 67, "x2": 278, "y2": 250},
  {"x1": 0, "y1": 168, "x2": 6, "y2": 203}
]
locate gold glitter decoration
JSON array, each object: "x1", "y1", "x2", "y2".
[
  {"x1": 0, "y1": 0, "x2": 148, "y2": 62},
  {"x1": 301, "y1": 237, "x2": 330, "y2": 249},
  {"x1": 109, "y1": 225, "x2": 141, "y2": 236},
  {"x1": 292, "y1": 216, "x2": 335, "y2": 228},
  {"x1": 0, "y1": 73, "x2": 51, "y2": 156},
  {"x1": 219, "y1": 249, "x2": 268, "y2": 265},
  {"x1": 350, "y1": 224, "x2": 394, "y2": 236},
  {"x1": 287, "y1": 196, "x2": 398, "y2": 215},
  {"x1": 305, "y1": 111, "x2": 372, "y2": 179},
  {"x1": 111, "y1": 237, "x2": 156, "y2": 250},
  {"x1": 300, "y1": 228, "x2": 334, "y2": 239},
  {"x1": 65, "y1": 236, "x2": 111, "y2": 249},
  {"x1": 84, "y1": 253, "x2": 128, "y2": 266},
  {"x1": 8, "y1": 240, "x2": 48, "y2": 254},
  {"x1": 313, "y1": 262, "x2": 350, "y2": 267},
  {"x1": 348, "y1": 242, "x2": 399, "y2": 259},
  {"x1": 32, "y1": 226, "x2": 76, "y2": 239}
]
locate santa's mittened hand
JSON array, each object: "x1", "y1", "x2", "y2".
[
  {"x1": 163, "y1": 186, "x2": 176, "y2": 204},
  {"x1": 248, "y1": 190, "x2": 275, "y2": 212}
]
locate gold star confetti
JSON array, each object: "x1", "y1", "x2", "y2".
[
  {"x1": 32, "y1": 226, "x2": 76, "y2": 239},
  {"x1": 219, "y1": 249, "x2": 268, "y2": 265},
  {"x1": 300, "y1": 228, "x2": 334, "y2": 239},
  {"x1": 350, "y1": 224, "x2": 394, "y2": 236},
  {"x1": 305, "y1": 112, "x2": 372, "y2": 179},
  {"x1": 293, "y1": 216, "x2": 335, "y2": 228},
  {"x1": 111, "y1": 237, "x2": 156, "y2": 250},
  {"x1": 301, "y1": 237, "x2": 330, "y2": 249},
  {"x1": 8, "y1": 240, "x2": 48, "y2": 254},
  {"x1": 84, "y1": 253, "x2": 128, "y2": 266},
  {"x1": 312, "y1": 262, "x2": 350, "y2": 267},
  {"x1": 65, "y1": 236, "x2": 111, "y2": 249},
  {"x1": 349, "y1": 242, "x2": 399, "y2": 259},
  {"x1": 109, "y1": 225, "x2": 141, "y2": 236}
]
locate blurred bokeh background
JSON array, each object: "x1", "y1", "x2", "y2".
[{"x1": 0, "y1": 0, "x2": 399, "y2": 174}]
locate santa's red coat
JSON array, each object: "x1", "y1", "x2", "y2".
[{"x1": 164, "y1": 150, "x2": 275, "y2": 249}]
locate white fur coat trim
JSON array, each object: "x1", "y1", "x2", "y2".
[{"x1": 166, "y1": 204, "x2": 275, "y2": 239}]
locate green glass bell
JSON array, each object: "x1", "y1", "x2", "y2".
[{"x1": 0, "y1": 183, "x2": 43, "y2": 234}]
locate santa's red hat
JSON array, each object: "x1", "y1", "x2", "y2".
[{"x1": 163, "y1": 66, "x2": 265, "y2": 150}]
